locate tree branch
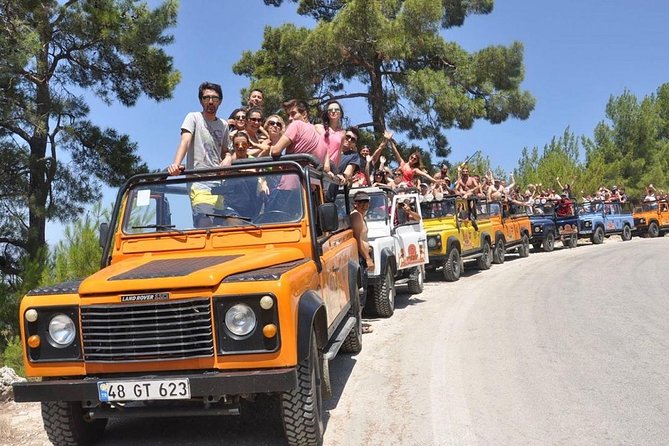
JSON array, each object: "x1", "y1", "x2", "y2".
[{"x1": 0, "y1": 237, "x2": 27, "y2": 250}]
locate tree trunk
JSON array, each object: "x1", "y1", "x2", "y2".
[{"x1": 369, "y1": 56, "x2": 385, "y2": 140}]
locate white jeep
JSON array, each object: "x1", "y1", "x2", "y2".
[{"x1": 350, "y1": 186, "x2": 429, "y2": 317}]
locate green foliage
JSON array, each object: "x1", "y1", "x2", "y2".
[
  {"x1": 1, "y1": 336, "x2": 24, "y2": 377},
  {"x1": 239, "y1": 0, "x2": 535, "y2": 159},
  {"x1": 0, "y1": 0, "x2": 180, "y2": 286}
]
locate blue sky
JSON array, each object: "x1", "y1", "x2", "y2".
[{"x1": 46, "y1": 0, "x2": 669, "y2": 243}]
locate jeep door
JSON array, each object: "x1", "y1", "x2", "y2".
[
  {"x1": 660, "y1": 202, "x2": 669, "y2": 227},
  {"x1": 391, "y1": 195, "x2": 429, "y2": 270}
]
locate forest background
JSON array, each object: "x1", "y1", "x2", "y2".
[{"x1": 1, "y1": 0, "x2": 668, "y2": 371}]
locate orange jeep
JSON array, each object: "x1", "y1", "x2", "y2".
[
  {"x1": 488, "y1": 200, "x2": 531, "y2": 264},
  {"x1": 633, "y1": 199, "x2": 669, "y2": 238},
  {"x1": 12, "y1": 154, "x2": 363, "y2": 446}
]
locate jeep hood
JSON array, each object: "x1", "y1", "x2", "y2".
[
  {"x1": 529, "y1": 215, "x2": 552, "y2": 226},
  {"x1": 78, "y1": 248, "x2": 306, "y2": 295}
]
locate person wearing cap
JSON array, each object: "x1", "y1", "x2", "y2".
[
  {"x1": 556, "y1": 192, "x2": 574, "y2": 217},
  {"x1": 351, "y1": 191, "x2": 374, "y2": 305}
]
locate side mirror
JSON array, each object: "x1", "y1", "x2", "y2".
[
  {"x1": 318, "y1": 203, "x2": 338, "y2": 233},
  {"x1": 99, "y1": 222, "x2": 109, "y2": 249}
]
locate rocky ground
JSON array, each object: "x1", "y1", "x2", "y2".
[{"x1": 0, "y1": 366, "x2": 50, "y2": 445}]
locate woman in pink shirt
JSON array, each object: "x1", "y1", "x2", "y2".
[{"x1": 315, "y1": 100, "x2": 345, "y2": 166}]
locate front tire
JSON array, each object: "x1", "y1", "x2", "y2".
[
  {"x1": 543, "y1": 232, "x2": 555, "y2": 252},
  {"x1": 281, "y1": 331, "x2": 324, "y2": 446},
  {"x1": 621, "y1": 224, "x2": 632, "y2": 241},
  {"x1": 493, "y1": 238, "x2": 506, "y2": 264},
  {"x1": 41, "y1": 401, "x2": 107, "y2": 446},
  {"x1": 592, "y1": 226, "x2": 604, "y2": 244},
  {"x1": 443, "y1": 248, "x2": 461, "y2": 282},
  {"x1": 406, "y1": 265, "x2": 425, "y2": 294},
  {"x1": 477, "y1": 239, "x2": 493, "y2": 270},
  {"x1": 648, "y1": 221, "x2": 660, "y2": 238},
  {"x1": 366, "y1": 267, "x2": 395, "y2": 318}
]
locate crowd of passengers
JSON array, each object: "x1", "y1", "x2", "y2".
[{"x1": 167, "y1": 82, "x2": 666, "y2": 227}]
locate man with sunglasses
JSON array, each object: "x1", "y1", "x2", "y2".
[{"x1": 167, "y1": 81, "x2": 233, "y2": 227}]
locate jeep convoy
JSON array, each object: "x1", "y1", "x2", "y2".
[
  {"x1": 11, "y1": 154, "x2": 666, "y2": 446},
  {"x1": 12, "y1": 155, "x2": 363, "y2": 446}
]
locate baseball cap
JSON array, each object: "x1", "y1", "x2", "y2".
[{"x1": 353, "y1": 191, "x2": 370, "y2": 202}]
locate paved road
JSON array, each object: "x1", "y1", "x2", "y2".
[{"x1": 40, "y1": 236, "x2": 669, "y2": 445}]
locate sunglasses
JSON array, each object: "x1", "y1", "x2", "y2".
[
  {"x1": 235, "y1": 115, "x2": 246, "y2": 120},
  {"x1": 345, "y1": 135, "x2": 357, "y2": 142},
  {"x1": 248, "y1": 117, "x2": 262, "y2": 123},
  {"x1": 267, "y1": 120, "x2": 283, "y2": 128},
  {"x1": 202, "y1": 95, "x2": 221, "y2": 103},
  {"x1": 328, "y1": 107, "x2": 341, "y2": 113}
]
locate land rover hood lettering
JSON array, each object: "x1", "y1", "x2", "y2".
[
  {"x1": 121, "y1": 292, "x2": 169, "y2": 302},
  {"x1": 108, "y1": 255, "x2": 242, "y2": 280}
]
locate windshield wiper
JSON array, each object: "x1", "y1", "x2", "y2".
[
  {"x1": 132, "y1": 224, "x2": 183, "y2": 233},
  {"x1": 204, "y1": 214, "x2": 260, "y2": 229}
]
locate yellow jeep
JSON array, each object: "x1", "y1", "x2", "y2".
[
  {"x1": 633, "y1": 199, "x2": 669, "y2": 238},
  {"x1": 12, "y1": 154, "x2": 362, "y2": 446},
  {"x1": 488, "y1": 200, "x2": 532, "y2": 264},
  {"x1": 421, "y1": 196, "x2": 494, "y2": 281}
]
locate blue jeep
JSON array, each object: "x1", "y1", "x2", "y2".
[
  {"x1": 529, "y1": 199, "x2": 579, "y2": 252},
  {"x1": 577, "y1": 200, "x2": 634, "y2": 244}
]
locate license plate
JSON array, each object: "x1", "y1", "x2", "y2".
[{"x1": 98, "y1": 378, "x2": 190, "y2": 402}]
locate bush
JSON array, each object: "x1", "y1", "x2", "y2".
[{"x1": 1, "y1": 336, "x2": 24, "y2": 377}]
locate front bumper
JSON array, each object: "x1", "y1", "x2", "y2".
[{"x1": 12, "y1": 368, "x2": 297, "y2": 402}]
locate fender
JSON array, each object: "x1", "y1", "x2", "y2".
[
  {"x1": 447, "y1": 236, "x2": 460, "y2": 253},
  {"x1": 479, "y1": 232, "x2": 491, "y2": 247},
  {"x1": 495, "y1": 230, "x2": 505, "y2": 244},
  {"x1": 297, "y1": 291, "x2": 328, "y2": 362},
  {"x1": 379, "y1": 247, "x2": 396, "y2": 277}
]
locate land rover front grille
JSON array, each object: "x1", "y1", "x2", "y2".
[{"x1": 81, "y1": 298, "x2": 214, "y2": 362}]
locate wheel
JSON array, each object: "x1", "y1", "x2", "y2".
[
  {"x1": 477, "y1": 239, "x2": 492, "y2": 270},
  {"x1": 365, "y1": 267, "x2": 395, "y2": 317},
  {"x1": 406, "y1": 265, "x2": 425, "y2": 294},
  {"x1": 518, "y1": 234, "x2": 530, "y2": 258},
  {"x1": 532, "y1": 242, "x2": 542, "y2": 251},
  {"x1": 492, "y1": 238, "x2": 505, "y2": 264},
  {"x1": 543, "y1": 232, "x2": 555, "y2": 252},
  {"x1": 648, "y1": 221, "x2": 660, "y2": 238},
  {"x1": 41, "y1": 401, "x2": 107, "y2": 446},
  {"x1": 341, "y1": 284, "x2": 363, "y2": 352},
  {"x1": 592, "y1": 226, "x2": 604, "y2": 244},
  {"x1": 281, "y1": 331, "x2": 324, "y2": 446},
  {"x1": 621, "y1": 224, "x2": 632, "y2": 241},
  {"x1": 443, "y1": 248, "x2": 461, "y2": 282},
  {"x1": 252, "y1": 210, "x2": 292, "y2": 224}
]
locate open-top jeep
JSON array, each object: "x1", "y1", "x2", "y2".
[
  {"x1": 339, "y1": 186, "x2": 428, "y2": 317},
  {"x1": 488, "y1": 200, "x2": 531, "y2": 264},
  {"x1": 421, "y1": 196, "x2": 494, "y2": 282},
  {"x1": 633, "y1": 199, "x2": 669, "y2": 238},
  {"x1": 529, "y1": 199, "x2": 579, "y2": 251},
  {"x1": 13, "y1": 154, "x2": 363, "y2": 446},
  {"x1": 577, "y1": 200, "x2": 634, "y2": 244}
]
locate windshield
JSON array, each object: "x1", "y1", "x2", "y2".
[
  {"x1": 421, "y1": 199, "x2": 456, "y2": 219},
  {"x1": 122, "y1": 171, "x2": 304, "y2": 234}
]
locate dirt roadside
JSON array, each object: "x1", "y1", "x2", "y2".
[{"x1": 0, "y1": 400, "x2": 50, "y2": 446}]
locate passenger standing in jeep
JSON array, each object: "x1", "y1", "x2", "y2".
[
  {"x1": 351, "y1": 191, "x2": 374, "y2": 308},
  {"x1": 167, "y1": 81, "x2": 233, "y2": 228}
]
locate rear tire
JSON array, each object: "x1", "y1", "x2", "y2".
[
  {"x1": 493, "y1": 238, "x2": 506, "y2": 264},
  {"x1": 518, "y1": 234, "x2": 530, "y2": 258},
  {"x1": 366, "y1": 267, "x2": 395, "y2": 318},
  {"x1": 281, "y1": 331, "x2": 324, "y2": 446},
  {"x1": 443, "y1": 248, "x2": 461, "y2": 282},
  {"x1": 621, "y1": 224, "x2": 632, "y2": 241},
  {"x1": 477, "y1": 239, "x2": 493, "y2": 270},
  {"x1": 41, "y1": 401, "x2": 107, "y2": 446},
  {"x1": 543, "y1": 232, "x2": 555, "y2": 252},
  {"x1": 648, "y1": 221, "x2": 660, "y2": 238},
  {"x1": 406, "y1": 265, "x2": 425, "y2": 294}
]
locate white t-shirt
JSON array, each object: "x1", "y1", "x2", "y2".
[{"x1": 181, "y1": 112, "x2": 231, "y2": 170}]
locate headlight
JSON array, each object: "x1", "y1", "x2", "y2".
[
  {"x1": 48, "y1": 314, "x2": 76, "y2": 347},
  {"x1": 225, "y1": 304, "x2": 256, "y2": 337},
  {"x1": 585, "y1": 221, "x2": 592, "y2": 228},
  {"x1": 427, "y1": 237, "x2": 440, "y2": 248},
  {"x1": 533, "y1": 226, "x2": 541, "y2": 232}
]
